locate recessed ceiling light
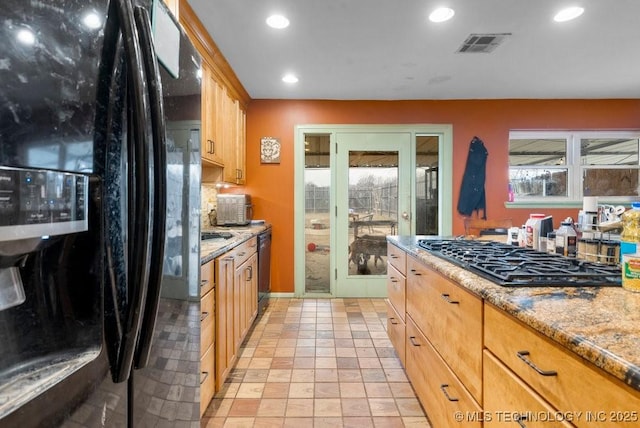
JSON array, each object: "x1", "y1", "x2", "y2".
[
  {"x1": 82, "y1": 12, "x2": 102, "y2": 29},
  {"x1": 16, "y1": 28, "x2": 35, "y2": 45},
  {"x1": 282, "y1": 74, "x2": 298, "y2": 84},
  {"x1": 266, "y1": 14, "x2": 290, "y2": 29},
  {"x1": 553, "y1": 6, "x2": 584, "y2": 22},
  {"x1": 429, "y1": 7, "x2": 455, "y2": 23}
]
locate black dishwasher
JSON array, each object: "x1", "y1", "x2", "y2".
[{"x1": 258, "y1": 228, "x2": 272, "y2": 312}]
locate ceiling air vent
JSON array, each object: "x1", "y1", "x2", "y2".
[{"x1": 456, "y1": 33, "x2": 511, "y2": 53}]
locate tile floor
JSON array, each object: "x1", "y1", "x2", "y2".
[{"x1": 202, "y1": 298, "x2": 431, "y2": 427}]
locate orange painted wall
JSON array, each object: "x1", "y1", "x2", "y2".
[{"x1": 238, "y1": 99, "x2": 640, "y2": 293}]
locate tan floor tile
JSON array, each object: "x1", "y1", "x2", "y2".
[
  {"x1": 341, "y1": 398, "x2": 371, "y2": 417},
  {"x1": 204, "y1": 398, "x2": 233, "y2": 417},
  {"x1": 339, "y1": 382, "x2": 366, "y2": 398},
  {"x1": 243, "y1": 370, "x2": 269, "y2": 382},
  {"x1": 296, "y1": 338, "x2": 316, "y2": 347},
  {"x1": 395, "y1": 398, "x2": 425, "y2": 417},
  {"x1": 388, "y1": 382, "x2": 416, "y2": 398},
  {"x1": 278, "y1": 338, "x2": 298, "y2": 347},
  {"x1": 314, "y1": 417, "x2": 344, "y2": 428},
  {"x1": 294, "y1": 357, "x2": 316, "y2": 369},
  {"x1": 314, "y1": 369, "x2": 338, "y2": 382},
  {"x1": 356, "y1": 348, "x2": 378, "y2": 358},
  {"x1": 364, "y1": 382, "x2": 392, "y2": 397},
  {"x1": 316, "y1": 339, "x2": 336, "y2": 348},
  {"x1": 372, "y1": 416, "x2": 404, "y2": 427},
  {"x1": 272, "y1": 357, "x2": 295, "y2": 369},
  {"x1": 314, "y1": 382, "x2": 340, "y2": 398},
  {"x1": 384, "y1": 369, "x2": 408, "y2": 382},
  {"x1": 289, "y1": 382, "x2": 315, "y2": 398},
  {"x1": 262, "y1": 383, "x2": 290, "y2": 398},
  {"x1": 336, "y1": 347, "x2": 357, "y2": 358},
  {"x1": 337, "y1": 369, "x2": 363, "y2": 382},
  {"x1": 291, "y1": 369, "x2": 316, "y2": 382},
  {"x1": 215, "y1": 383, "x2": 240, "y2": 399},
  {"x1": 236, "y1": 383, "x2": 265, "y2": 398},
  {"x1": 267, "y1": 369, "x2": 293, "y2": 382},
  {"x1": 202, "y1": 417, "x2": 226, "y2": 428},
  {"x1": 343, "y1": 417, "x2": 374, "y2": 428},
  {"x1": 222, "y1": 417, "x2": 255, "y2": 427},
  {"x1": 402, "y1": 416, "x2": 431, "y2": 426},
  {"x1": 253, "y1": 417, "x2": 285, "y2": 427},
  {"x1": 379, "y1": 358, "x2": 402, "y2": 369},
  {"x1": 286, "y1": 398, "x2": 314, "y2": 417},
  {"x1": 250, "y1": 358, "x2": 274, "y2": 369},
  {"x1": 358, "y1": 357, "x2": 382, "y2": 369},
  {"x1": 314, "y1": 398, "x2": 342, "y2": 417},
  {"x1": 315, "y1": 357, "x2": 337, "y2": 369},
  {"x1": 228, "y1": 398, "x2": 261, "y2": 417},
  {"x1": 256, "y1": 398, "x2": 287, "y2": 417},
  {"x1": 353, "y1": 339, "x2": 374, "y2": 348},
  {"x1": 253, "y1": 348, "x2": 275, "y2": 358},
  {"x1": 283, "y1": 417, "x2": 314, "y2": 428},
  {"x1": 315, "y1": 347, "x2": 336, "y2": 357},
  {"x1": 234, "y1": 357, "x2": 251, "y2": 369},
  {"x1": 368, "y1": 398, "x2": 399, "y2": 417}
]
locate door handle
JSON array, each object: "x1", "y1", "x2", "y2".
[{"x1": 402, "y1": 211, "x2": 410, "y2": 220}]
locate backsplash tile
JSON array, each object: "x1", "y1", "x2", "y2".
[{"x1": 201, "y1": 184, "x2": 218, "y2": 230}]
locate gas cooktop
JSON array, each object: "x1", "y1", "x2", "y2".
[{"x1": 417, "y1": 239, "x2": 622, "y2": 287}]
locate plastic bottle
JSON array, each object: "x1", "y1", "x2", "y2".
[
  {"x1": 620, "y1": 202, "x2": 640, "y2": 292},
  {"x1": 555, "y1": 219, "x2": 577, "y2": 257},
  {"x1": 507, "y1": 183, "x2": 515, "y2": 202},
  {"x1": 525, "y1": 213, "x2": 546, "y2": 249}
]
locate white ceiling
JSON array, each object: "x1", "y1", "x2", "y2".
[{"x1": 186, "y1": 0, "x2": 640, "y2": 100}]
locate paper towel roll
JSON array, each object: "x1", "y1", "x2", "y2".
[{"x1": 583, "y1": 196, "x2": 598, "y2": 212}]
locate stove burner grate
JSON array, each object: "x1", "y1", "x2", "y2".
[{"x1": 417, "y1": 239, "x2": 621, "y2": 287}]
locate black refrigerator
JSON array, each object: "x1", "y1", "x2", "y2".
[{"x1": 0, "y1": 0, "x2": 202, "y2": 426}]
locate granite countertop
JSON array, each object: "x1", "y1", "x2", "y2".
[
  {"x1": 200, "y1": 222, "x2": 271, "y2": 264},
  {"x1": 388, "y1": 235, "x2": 640, "y2": 393}
]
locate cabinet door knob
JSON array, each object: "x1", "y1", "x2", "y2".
[
  {"x1": 409, "y1": 336, "x2": 421, "y2": 347},
  {"x1": 441, "y1": 293, "x2": 460, "y2": 305}
]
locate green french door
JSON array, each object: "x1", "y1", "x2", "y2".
[{"x1": 335, "y1": 132, "x2": 411, "y2": 297}]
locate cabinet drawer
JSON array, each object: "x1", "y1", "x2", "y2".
[
  {"x1": 386, "y1": 299, "x2": 405, "y2": 367},
  {"x1": 200, "y1": 288, "x2": 214, "y2": 357},
  {"x1": 200, "y1": 260, "x2": 214, "y2": 296},
  {"x1": 233, "y1": 236, "x2": 257, "y2": 267},
  {"x1": 485, "y1": 304, "x2": 640, "y2": 428},
  {"x1": 406, "y1": 256, "x2": 483, "y2": 403},
  {"x1": 200, "y1": 343, "x2": 215, "y2": 416},
  {"x1": 484, "y1": 350, "x2": 574, "y2": 428},
  {"x1": 386, "y1": 263, "x2": 405, "y2": 321},
  {"x1": 387, "y1": 243, "x2": 406, "y2": 275},
  {"x1": 406, "y1": 316, "x2": 482, "y2": 428}
]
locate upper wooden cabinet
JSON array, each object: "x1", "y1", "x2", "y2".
[
  {"x1": 201, "y1": 61, "x2": 224, "y2": 166},
  {"x1": 180, "y1": 0, "x2": 248, "y2": 184}
]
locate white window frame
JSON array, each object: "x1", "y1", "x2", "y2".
[{"x1": 509, "y1": 130, "x2": 640, "y2": 205}]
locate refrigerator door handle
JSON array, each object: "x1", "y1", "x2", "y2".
[
  {"x1": 132, "y1": 5, "x2": 168, "y2": 369},
  {"x1": 111, "y1": 0, "x2": 153, "y2": 383}
]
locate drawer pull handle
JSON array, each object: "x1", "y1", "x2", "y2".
[
  {"x1": 516, "y1": 414, "x2": 528, "y2": 428},
  {"x1": 200, "y1": 279, "x2": 209, "y2": 288},
  {"x1": 389, "y1": 317, "x2": 399, "y2": 325},
  {"x1": 390, "y1": 254, "x2": 398, "y2": 259},
  {"x1": 200, "y1": 371, "x2": 209, "y2": 385},
  {"x1": 410, "y1": 269, "x2": 422, "y2": 276},
  {"x1": 409, "y1": 336, "x2": 421, "y2": 347},
  {"x1": 247, "y1": 265, "x2": 253, "y2": 281},
  {"x1": 516, "y1": 350, "x2": 558, "y2": 376},
  {"x1": 390, "y1": 277, "x2": 399, "y2": 283},
  {"x1": 201, "y1": 311, "x2": 209, "y2": 322},
  {"x1": 441, "y1": 293, "x2": 459, "y2": 304},
  {"x1": 439, "y1": 384, "x2": 459, "y2": 402}
]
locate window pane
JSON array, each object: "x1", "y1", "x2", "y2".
[
  {"x1": 509, "y1": 138, "x2": 566, "y2": 166},
  {"x1": 415, "y1": 135, "x2": 438, "y2": 235},
  {"x1": 509, "y1": 168, "x2": 568, "y2": 197},
  {"x1": 583, "y1": 168, "x2": 639, "y2": 197},
  {"x1": 581, "y1": 138, "x2": 639, "y2": 165}
]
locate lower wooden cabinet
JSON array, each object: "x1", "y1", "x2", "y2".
[
  {"x1": 215, "y1": 237, "x2": 258, "y2": 391},
  {"x1": 200, "y1": 260, "x2": 215, "y2": 415},
  {"x1": 406, "y1": 315, "x2": 482, "y2": 428},
  {"x1": 485, "y1": 303, "x2": 640, "y2": 428},
  {"x1": 385, "y1": 299, "x2": 405, "y2": 366},
  {"x1": 484, "y1": 350, "x2": 574, "y2": 428}
]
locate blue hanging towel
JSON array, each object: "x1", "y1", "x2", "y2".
[{"x1": 457, "y1": 136, "x2": 488, "y2": 219}]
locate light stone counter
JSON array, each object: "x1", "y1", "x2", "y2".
[
  {"x1": 388, "y1": 235, "x2": 640, "y2": 392},
  {"x1": 200, "y1": 223, "x2": 270, "y2": 265}
]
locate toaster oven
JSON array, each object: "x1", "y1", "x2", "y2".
[{"x1": 216, "y1": 194, "x2": 253, "y2": 226}]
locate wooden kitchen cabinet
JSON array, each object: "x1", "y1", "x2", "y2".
[
  {"x1": 485, "y1": 303, "x2": 640, "y2": 428},
  {"x1": 199, "y1": 259, "x2": 215, "y2": 415},
  {"x1": 201, "y1": 61, "x2": 224, "y2": 167},
  {"x1": 406, "y1": 316, "x2": 482, "y2": 428},
  {"x1": 484, "y1": 350, "x2": 574, "y2": 428},
  {"x1": 386, "y1": 242, "x2": 407, "y2": 366},
  {"x1": 406, "y1": 255, "x2": 483, "y2": 403},
  {"x1": 214, "y1": 237, "x2": 258, "y2": 391}
]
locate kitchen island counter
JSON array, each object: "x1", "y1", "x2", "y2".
[
  {"x1": 388, "y1": 235, "x2": 640, "y2": 393},
  {"x1": 200, "y1": 223, "x2": 270, "y2": 264}
]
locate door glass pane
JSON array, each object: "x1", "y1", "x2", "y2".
[
  {"x1": 304, "y1": 134, "x2": 331, "y2": 293},
  {"x1": 348, "y1": 151, "x2": 398, "y2": 276},
  {"x1": 416, "y1": 135, "x2": 439, "y2": 235}
]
